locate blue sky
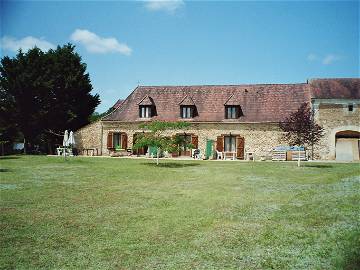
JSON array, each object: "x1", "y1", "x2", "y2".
[{"x1": 1, "y1": 1, "x2": 359, "y2": 113}]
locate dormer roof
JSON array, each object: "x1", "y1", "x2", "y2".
[
  {"x1": 179, "y1": 95, "x2": 195, "y2": 106},
  {"x1": 224, "y1": 93, "x2": 240, "y2": 106},
  {"x1": 138, "y1": 96, "x2": 154, "y2": 106}
]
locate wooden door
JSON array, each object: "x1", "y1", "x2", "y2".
[
  {"x1": 236, "y1": 136, "x2": 244, "y2": 159},
  {"x1": 121, "y1": 133, "x2": 128, "y2": 149},
  {"x1": 107, "y1": 132, "x2": 113, "y2": 149},
  {"x1": 216, "y1": 136, "x2": 224, "y2": 152},
  {"x1": 191, "y1": 135, "x2": 198, "y2": 149}
]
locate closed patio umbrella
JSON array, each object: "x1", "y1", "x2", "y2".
[
  {"x1": 63, "y1": 130, "x2": 69, "y2": 147},
  {"x1": 62, "y1": 130, "x2": 69, "y2": 159},
  {"x1": 69, "y1": 131, "x2": 75, "y2": 146}
]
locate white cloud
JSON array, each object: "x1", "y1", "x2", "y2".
[
  {"x1": 322, "y1": 54, "x2": 340, "y2": 65},
  {"x1": 307, "y1": 53, "x2": 317, "y2": 61},
  {"x1": 307, "y1": 52, "x2": 341, "y2": 65},
  {"x1": 144, "y1": 0, "x2": 184, "y2": 13},
  {"x1": 70, "y1": 29, "x2": 132, "y2": 55},
  {"x1": 0, "y1": 36, "x2": 55, "y2": 52}
]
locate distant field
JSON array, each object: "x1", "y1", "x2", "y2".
[{"x1": 1, "y1": 156, "x2": 359, "y2": 269}]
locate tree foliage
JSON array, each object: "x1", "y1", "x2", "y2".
[
  {"x1": 0, "y1": 44, "x2": 100, "y2": 153},
  {"x1": 279, "y1": 102, "x2": 324, "y2": 157},
  {"x1": 133, "y1": 121, "x2": 192, "y2": 164},
  {"x1": 89, "y1": 106, "x2": 115, "y2": 123}
]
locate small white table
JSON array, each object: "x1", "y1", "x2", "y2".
[
  {"x1": 223, "y1": 151, "x2": 236, "y2": 160},
  {"x1": 56, "y1": 147, "x2": 73, "y2": 156}
]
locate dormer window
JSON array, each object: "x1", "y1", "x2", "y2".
[
  {"x1": 224, "y1": 93, "x2": 243, "y2": 119},
  {"x1": 181, "y1": 106, "x2": 194, "y2": 118},
  {"x1": 225, "y1": 105, "x2": 243, "y2": 119},
  {"x1": 138, "y1": 96, "x2": 156, "y2": 118},
  {"x1": 139, "y1": 105, "x2": 152, "y2": 118},
  {"x1": 179, "y1": 95, "x2": 197, "y2": 119}
]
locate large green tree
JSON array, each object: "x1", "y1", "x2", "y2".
[
  {"x1": 133, "y1": 121, "x2": 192, "y2": 165},
  {"x1": 0, "y1": 44, "x2": 100, "y2": 153}
]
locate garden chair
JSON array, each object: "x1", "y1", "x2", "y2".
[{"x1": 216, "y1": 150, "x2": 223, "y2": 160}]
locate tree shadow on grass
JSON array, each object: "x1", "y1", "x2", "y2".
[
  {"x1": 343, "y1": 237, "x2": 360, "y2": 270},
  {"x1": 303, "y1": 164, "x2": 333, "y2": 168},
  {"x1": 141, "y1": 162, "x2": 200, "y2": 168},
  {"x1": 0, "y1": 168, "x2": 11, "y2": 172},
  {"x1": 0, "y1": 156, "x2": 20, "y2": 160}
]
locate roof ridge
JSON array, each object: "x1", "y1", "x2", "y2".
[{"x1": 138, "y1": 83, "x2": 308, "y2": 87}]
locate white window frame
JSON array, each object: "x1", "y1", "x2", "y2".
[
  {"x1": 140, "y1": 106, "x2": 151, "y2": 118},
  {"x1": 181, "y1": 106, "x2": 193, "y2": 118},
  {"x1": 113, "y1": 133, "x2": 122, "y2": 149},
  {"x1": 224, "y1": 136, "x2": 236, "y2": 152},
  {"x1": 226, "y1": 106, "x2": 237, "y2": 119}
]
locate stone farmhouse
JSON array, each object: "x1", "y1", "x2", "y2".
[{"x1": 75, "y1": 78, "x2": 360, "y2": 161}]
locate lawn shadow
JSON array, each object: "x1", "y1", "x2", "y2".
[
  {"x1": 141, "y1": 162, "x2": 201, "y2": 168},
  {"x1": 0, "y1": 156, "x2": 20, "y2": 160},
  {"x1": 0, "y1": 168, "x2": 11, "y2": 172},
  {"x1": 344, "y1": 254, "x2": 360, "y2": 270},
  {"x1": 304, "y1": 164, "x2": 333, "y2": 168}
]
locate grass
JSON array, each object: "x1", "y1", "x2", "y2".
[{"x1": 0, "y1": 156, "x2": 359, "y2": 269}]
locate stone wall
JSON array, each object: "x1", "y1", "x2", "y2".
[
  {"x1": 100, "y1": 121, "x2": 285, "y2": 158},
  {"x1": 315, "y1": 103, "x2": 360, "y2": 160},
  {"x1": 74, "y1": 121, "x2": 103, "y2": 155}
]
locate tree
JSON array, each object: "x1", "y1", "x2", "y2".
[
  {"x1": 133, "y1": 121, "x2": 192, "y2": 165},
  {"x1": 279, "y1": 102, "x2": 324, "y2": 166},
  {"x1": 0, "y1": 44, "x2": 100, "y2": 154},
  {"x1": 89, "y1": 106, "x2": 115, "y2": 123}
]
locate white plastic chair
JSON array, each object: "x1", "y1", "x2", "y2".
[{"x1": 216, "y1": 150, "x2": 223, "y2": 160}]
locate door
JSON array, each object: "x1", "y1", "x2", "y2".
[
  {"x1": 236, "y1": 136, "x2": 244, "y2": 159},
  {"x1": 336, "y1": 138, "x2": 359, "y2": 161}
]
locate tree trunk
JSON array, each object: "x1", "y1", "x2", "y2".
[
  {"x1": 297, "y1": 148, "x2": 301, "y2": 167},
  {"x1": 23, "y1": 138, "x2": 26, "y2": 154},
  {"x1": 47, "y1": 140, "x2": 53, "y2": 155},
  {"x1": 311, "y1": 141, "x2": 314, "y2": 160}
]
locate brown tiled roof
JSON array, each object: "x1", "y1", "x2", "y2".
[
  {"x1": 309, "y1": 78, "x2": 360, "y2": 99},
  {"x1": 112, "y1": 99, "x2": 124, "y2": 109},
  {"x1": 103, "y1": 83, "x2": 310, "y2": 122},
  {"x1": 103, "y1": 78, "x2": 359, "y2": 123}
]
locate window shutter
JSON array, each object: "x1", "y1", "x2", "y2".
[
  {"x1": 236, "y1": 136, "x2": 244, "y2": 159},
  {"x1": 191, "y1": 135, "x2": 198, "y2": 149},
  {"x1": 216, "y1": 136, "x2": 224, "y2": 152},
  {"x1": 121, "y1": 133, "x2": 128, "y2": 149},
  {"x1": 107, "y1": 132, "x2": 113, "y2": 149}
]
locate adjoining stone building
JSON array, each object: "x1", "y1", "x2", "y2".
[{"x1": 75, "y1": 78, "x2": 360, "y2": 161}]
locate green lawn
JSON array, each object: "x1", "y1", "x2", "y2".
[{"x1": 0, "y1": 156, "x2": 359, "y2": 269}]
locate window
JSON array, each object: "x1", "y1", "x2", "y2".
[
  {"x1": 113, "y1": 133, "x2": 122, "y2": 150},
  {"x1": 348, "y1": 104, "x2": 354, "y2": 112},
  {"x1": 225, "y1": 106, "x2": 242, "y2": 119},
  {"x1": 224, "y1": 136, "x2": 236, "y2": 152},
  {"x1": 181, "y1": 106, "x2": 194, "y2": 118},
  {"x1": 139, "y1": 106, "x2": 152, "y2": 118}
]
